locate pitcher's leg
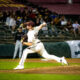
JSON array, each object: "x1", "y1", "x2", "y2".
[
  {"x1": 41, "y1": 49, "x2": 68, "y2": 64},
  {"x1": 14, "y1": 48, "x2": 35, "y2": 69},
  {"x1": 41, "y1": 49, "x2": 61, "y2": 62},
  {"x1": 19, "y1": 48, "x2": 35, "y2": 66}
]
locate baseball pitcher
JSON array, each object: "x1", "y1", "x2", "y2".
[{"x1": 14, "y1": 21, "x2": 68, "y2": 69}]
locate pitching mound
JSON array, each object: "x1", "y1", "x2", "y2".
[
  {"x1": 0, "y1": 65, "x2": 80, "y2": 74},
  {"x1": 0, "y1": 58, "x2": 80, "y2": 74}
]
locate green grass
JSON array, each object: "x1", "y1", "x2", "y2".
[
  {"x1": 0, "y1": 60, "x2": 61, "y2": 69},
  {"x1": 0, "y1": 60, "x2": 80, "y2": 70},
  {"x1": 0, "y1": 73, "x2": 80, "y2": 80},
  {"x1": 0, "y1": 59, "x2": 80, "y2": 80}
]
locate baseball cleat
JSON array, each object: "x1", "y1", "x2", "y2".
[
  {"x1": 14, "y1": 65, "x2": 24, "y2": 70},
  {"x1": 60, "y1": 57, "x2": 68, "y2": 65},
  {"x1": 41, "y1": 59, "x2": 49, "y2": 61}
]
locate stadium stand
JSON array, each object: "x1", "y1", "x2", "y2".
[
  {"x1": 0, "y1": 0, "x2": 26, "y2": 11},
  {"x1": 28, "y1": 0, "x2": 67, "y2": 4},
  {"x1": 41, "y1": 4, "x2": 80, "y2": 15},
  {"x1": 28, "y1": 0, "x2": 80, "y2": 4},
  {"x1": 0, "y1": 0, "x2": 80, "y2": 44},
  {"x1": 27, "y1": 0, "x2": 80, "y2": 15},
  {"x1": 73, "y1": 0, "x2": 80, "y2": 3},
  {"x1": 0, "y1": 22, "x2": 14, "y2": 43}
]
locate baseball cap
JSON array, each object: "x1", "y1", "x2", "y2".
[{"x1": 24, "y1": 21, "x2": 35, "y2": 27}]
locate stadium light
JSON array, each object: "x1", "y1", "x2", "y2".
[{"x1": 68, "y1": 0, "x2": 73, "y2": 4}]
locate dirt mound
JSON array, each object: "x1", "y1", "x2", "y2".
[
  {"x1": 0, "y1": 65, "x2": 80, "y2": 74},
  {"x1": 0, "y1": 59, "x2": 80, "y2": 74}
]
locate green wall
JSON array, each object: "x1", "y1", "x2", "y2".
[{"x1": 0, "y1": 42, "x2": 71, "y2": 58}]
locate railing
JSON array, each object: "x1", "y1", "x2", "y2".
[
  {"x1": 28, "y1": 0, "x2": 67, "y2": 3},
  {"x1": 0, "y1": 23, "x2": 80, "y2": 44}
]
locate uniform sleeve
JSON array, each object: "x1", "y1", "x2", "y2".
[
  {"x1": 27, "y1": 33, "x2": 35, "y2": 43},
  {"x1": 34, "y1": 26, "x2": 40, "y2": 32}
]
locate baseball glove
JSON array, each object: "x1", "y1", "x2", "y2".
[{"x1": 21, "y1": 34, "x2": 28, "y2": 42}]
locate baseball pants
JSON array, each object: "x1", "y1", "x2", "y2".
[
  {"x1": 19, "y1": 42, "x2": 61, "y2": 66},
  {"x1": 13, "y1": 40, "x2": 22, "y2": 59}
]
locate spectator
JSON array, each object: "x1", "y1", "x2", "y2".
[
  {"x1": 48, "y1": 20, "x2": 58, "y2": 37},
  {"x1": 35, "y1": 16, "x2": 40, "y2": 26},
  {"x1": 67, "y1": 20, "x2": 76, "y2": 37},
  {"x1": 29, "y1": 9, "x2": 36, "y2": 21},
  {"x1": 41, "y1": 24, "x2": 49, "y2": 37},
  {"x1": 2, "y1": 11, "x2": 7, "y2": 22},
  {"x1": 0, "y1": 12, "x2": 3, "y2": 22},
  {"x1": 72, "y1": 21, "x2": 80, "y2": 35},
  {"x1": 60, "y1": 16, "x2": 67, "y2": 26},
  {"x1": 5, "y1": 15, "x2": 11, "y2": 28},
  {"x1": 9, "y1": 15, "x2": 16, "y2": 33},
  {"x1": 16, "y1": 8, "x2": 21, "y2": 17},
  {"x1": 16, "y1": 16, "x2": 23, "y2": 28}
]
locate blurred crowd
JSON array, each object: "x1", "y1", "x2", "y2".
[{"x1": 0, "y1": 7, "x2": 80, "y2": 37}]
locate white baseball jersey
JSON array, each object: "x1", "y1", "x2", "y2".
[{"x1": 27, "y1": 26, "x2": 40, "y2": 45}]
